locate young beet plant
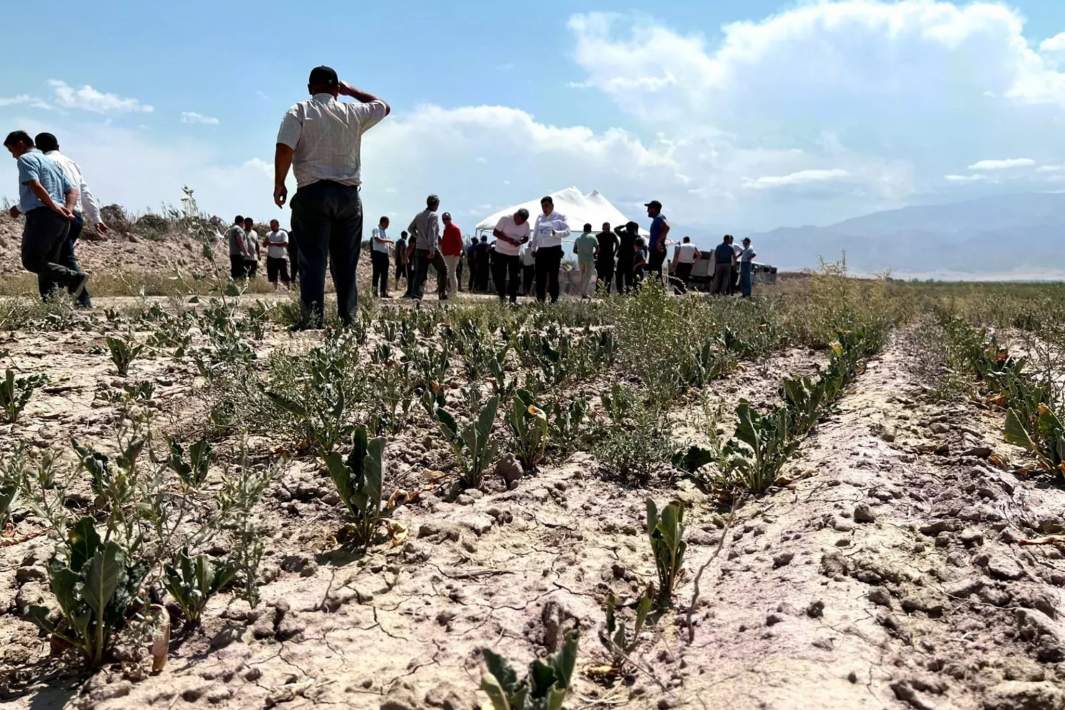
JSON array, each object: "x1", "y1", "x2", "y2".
[
  {"x1": 324, "y1": 426, "x2": 387, "y2": 550},
  {"x1": 166, "y1": 438, "x2": 212, "y2": 488},
  {"x1": 647, "y1": 499, "x2": 687, "y2": 609},
  {"x1": 428, "y1": 395, "x2": 499, "y2": 489},
  {"x1": 481, "y1": 632, "x2": 579, "y2": 710},
  {"x1": 506, "y1": 389, "x2": 548, "y2": 474},
  {"x1": 1, "y1": 369, "x2": 48, "y2": 423},
  {"x1": 599, "y1": 585, "x2": 654, "y2": 676},
  {"x1": 163, "y1": 548, "x2": 237, "y2": 624},
  {"x1": 105, "y1": 334, "x2": 145, "y2": 377}
]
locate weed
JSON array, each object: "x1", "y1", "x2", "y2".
[
  {"x1": 599, "y1": 585, "x2": 653, "y2": 675},
  {"x1": 1, "y1": 368, "x2": 48, "y2": 423},
  {"x1": 163, "y1": 548, "x2": 237, "y2": 623},
  {"x1": 105, "y1": 333, "x2": 145, "y2": 377}
]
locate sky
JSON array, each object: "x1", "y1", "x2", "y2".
[{"x1": 5, "y1": 0, "x2": 1065, "y2": 237}]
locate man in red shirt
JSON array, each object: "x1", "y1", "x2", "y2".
[{"x1": 440, "y1": 212, "x2": 464, "y2": 299}]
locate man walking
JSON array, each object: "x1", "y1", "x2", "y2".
[
  {"x1": 673, "y1": 236, "x2": 699, "y2": 287},
  {"x1": 595, "y1": 222, "x2": 618, "y2": 294},
  {"x1": 711, "y1": 235, "x2": 736, "y2": 295},
  {"x1": 573, "y1": 223, "x2": 598, "y2": 299},
  {"x1": 274, "y1": 65, "x2": 389, "y2": 327},
  {"x1": 4, "y1": 130, "x2": 86, "y2": 301},
  {"x1": 33, "y1": 133, "x2": 108, "y2": 308},
  {"x1": 264, "y1": 219, "x2": 292, "y2": 290},
  {"x1": 492, "y1": 208, "x2": 530, "y2": 304},
  {"x1": 407, "y1": 194, "x2": 441, "y2": 301},
  {"x1": 440, "y1": 212, "x2": 463, "y2": 298},
  {"x1": 613, "y1": 221, "x2": 639, "y2": 294},
  {"x1": 645, "y1": 200, "x2": 670, "y2": 284},
  {"x1": 371, "y1": 215, "x2": 392, "y2": 298},
  {"x1": 531, "y1": 196, "x2": 569, "y2": 304}
]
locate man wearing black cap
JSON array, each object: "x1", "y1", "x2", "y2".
[
  {"x1": 274, "y1": 65, "x2": 390, "y2": 327},
  {"x1": 645, "y1": 200, "x2": 670, "y2": 285}
]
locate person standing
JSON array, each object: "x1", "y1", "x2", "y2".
[
  {"x1": 491, "y1": 208, "x2": 530, "y2": 304},
  {"x1": 243, "y1": 217, "x2": 260, "y2": 279},
  {"x1": 520, "y1": 241, "x2": 535, "y2": 296},
  {"x1": 264, "y1": 219, "x2": 292, "y2": 291},
  {"x1": 287, "y1": 223, "x2": 301, "y2": 284},
  {"x1": 475, "y1": 235, "x2": 491, "y2": 292},
  {"x1": 595, "y1": 222, "x2": 618, "y2": 295},
  {"x1": 274, "y1": 65, "x2": 389, "y2": 327},
  {"x1": 711, "y1": 235, "x2": 736, "y2": 295},
  {"x1": 4, "y1": 130, "x2": 86, "y2": 301},
  {"x1": 728, "y1": 235, "x2": 742, "y2": 295},
  {"x1": 739, "y1": 237, "x2": 757, "y2": 298},
  {"x1": 226, "y1": 215, "x2": 248, "y2": 280},
  {"x1": 531, "y1": 196, "x2": 569, "y2": 303},
  {"x1": 645, "y1": 200, "x2": 670, "y2": 284},
  {"x1": 573, "y1": 223, "x2": 598, "y2": 299},
  {"x1": 440, "y1": 212, "x2": 464, "y2": 298},
  {"x1": 394, "y1": 230, "x2": 408, "y2": 290},
  {"x1": 371, "y1": 216, "x2": 393, "y2": 298},
  {"x1": 673, "y1": 236, "x2": 699, "y2": 287},
  {"x1": 33, "y1": 133, "x2": 108, "y2": 308},
  {"x1": 613, "y1": 221, "x2": 639, "y2": 294},
  {"x1": 406, "y1": 194, "x2": 441, "y2": 301}
]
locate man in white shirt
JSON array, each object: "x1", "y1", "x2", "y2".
[
  {"x1": 371, "y1": 216, "x2": 392, "y2": 298},
  {"x1": 274, "y1": 65, "x2": 389, "y2": 327},
  {"x1": 32, "y1": 133, "x2": 108, "y2": 307},
  {"x1": 265, "y1": 219, "x2": 291, "y2": 291},
  {"x1": 491, "y1": 208, "x2": 530, "y2": 304},
  {"x1": 530, "y1": 196, "x2": 569, "y2": 303},
  {"x1": 672, "y1": 236, "x2": 699, "y2": 287}
]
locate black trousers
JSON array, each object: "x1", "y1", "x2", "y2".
[
  {"x1": 21, "y1": 208, "x2": 80, "y2": 300},
  {"x1": 534, "y1": 245, "x2": 563, "y2": 303},
  {"x1": 615, "y1": 258, "x2": 635, "y2": 294},
  {"x1": 371, "y1": 250, "x2": 390, "y2": 296},
  {"x1": 291, "y1": 181, "x2": 362, "y2": 326},
  {"x1": 267, "y1": 256, "x2": 291, "y2": 284},
  {"x1": 648, "y1": 249, "x2": 666, "y2": 283},
  {"x1": 522, "y1": 264, "x2": 535, "y2": 295},
  {"x1": 230, "y1": 255, "x2": 247, "y2": 280},
  {"x1": 287, "y1": 237, "x2": 301, "y2": 283},
  {"x1": 675, "y1": 262, "x2": 693, "y2": 284},
  {"x1": 596, "y1": 258, "x2": 615, "y2": 294},
  {"x1": 410, "y1": 249, "x2": 446, "y2": 299},
  {"x1": 62, "y1": 212, "x2": 91, "y2": 306},
  {"x1": 395, "y1": 260, "x2": 407, "y2": 285},
  {"x1": 492, "y1": 252, "x2": 521, "y2": 302}
]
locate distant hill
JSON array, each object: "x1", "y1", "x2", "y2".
[{"x1": 751, "y1": 193, "x2": 1065, "y2": 280}]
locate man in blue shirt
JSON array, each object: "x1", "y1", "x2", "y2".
[
  {"x1": 645, "y1": 200, "x2": 670, "y2": 284},
  {"x1": 711, "y1": 234, "x2": 737, "y2": 295},
  {"x1": 4, "y1": 130, "x2": 87, "y2": 301}
]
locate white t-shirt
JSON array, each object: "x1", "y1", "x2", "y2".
[
  {"x1": 493, "y1": 215, "x2": 531, "y2": 256},
  {"x1": 740, "y1": 246, "x2": 757, "y2": 263},
  {"x1": 266, "y1": 230, "x2": 289, "y2": 259},
  {"x1": 531, "y1": 212, "x2": 570, "y2": 250},
  {"x1": 372, "y1": 227, "x2": 390, "y2": 253},
  {"x1": 676, "y1": 243, "x2": 698, "y2": 264}
]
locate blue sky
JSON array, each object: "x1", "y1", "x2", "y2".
[{"x1": 5, "y1": 0, "x2": 1065, "y2": 237}]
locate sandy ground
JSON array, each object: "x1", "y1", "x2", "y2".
[{"x1": 0, "y1": 306, "x2": 1064, "y2": 710}]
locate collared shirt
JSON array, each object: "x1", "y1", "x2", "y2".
[
  {"x1": 493, "y1": 215, "x2": 530, "y2": 257},
  {"x1": 573, "y1": 232, "x2": 598, "y2": 265},
  {"x1": 276, "y1": 93, "x2": 388, "y2": 189},
  {"x1": 531, "y1": 211, "x2": 569, "y2": 250},
  {"x1": 44, "y1": 150, "x2": 102, "y2": 225},
  {"x1": 408, "y1": 209, "x2": 440, "y2": 252},
  {"x1": 16, "y1": 149, "x2": 72, "y2": 213},
  {"x1": 266, "y1": 230, "x2": 289, "y2": 259},
  {"x1": 227, "y1": 225, "x2": 246, "y2": 257},
  {"x1": 372, "y1": 226, "x2": 390, "y2": 253},
  {"x1": 649, "y1": 214, "x2": 668, "y2": 251},
  {"x1": 676, "y1": 243, "x2": 698, "y2": 264}
]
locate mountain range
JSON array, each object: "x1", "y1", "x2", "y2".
[{"x1": 748, "y1": 192, "x2": 1065, "y2": 280}]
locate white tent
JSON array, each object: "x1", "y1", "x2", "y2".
[{"x1": 474, "y1": 187, "x2": 642, "y2": 239}]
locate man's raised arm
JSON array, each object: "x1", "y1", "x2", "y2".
[{"x1": 338, "y1": 81, "x2": 391, "y2": 116}]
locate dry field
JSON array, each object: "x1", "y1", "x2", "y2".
[{"x1": 0, "y1": 272, "x2": 1064, "y2": 710}]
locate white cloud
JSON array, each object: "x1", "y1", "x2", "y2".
[
  {"x1": 48, "y1": 80, "x2": 154, "y2": 114},
  {"x1": 0, "y1": 94, "x2": 52, "y2": 110},
  {"x1": 1037, "y1": 164, "x2": 1065, "y2": 173},
  {"x1": 944, "y1": 174, "x2": 991, "y2": 183},
  {"x1": 180, "y1": 111, "x2": 220, "y2": 126},
  {"x1": 1040, "y1": 32, "x2": 1065, "y2": 54},
  {"x1": 967, "y1": 158, "x2": 1035, "y2": 171},
  {"x1": 743, "y1": 169, "x2": 851, "y2": 190}
]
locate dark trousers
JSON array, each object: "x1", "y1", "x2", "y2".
[
  {"x1": 492, "y1": 252, "x2": 521, "y2": 303},
  {"x1": 230, "y1": 255, "x2": 247, "y2": 280},
  {"x1": 675, "y1": 262, "x2": 693, "y2": 285},
  {"x1": 266, "y1": 257, "x2": 291, "y2": 284},
  {"x1": 711, "y1": 264, "x2": 731, "y2": 295},
  {"x1": 410, "y1": 249, "x2": 433, "y2": 299},
  {"x1": 245, "y1": 259, "x2": 258, "y2": 279},
  {"x1": 291, "y1": 181, "x2": 362, "y2": 326},
  {"x1": 371, "y1": 250, "x2": 390, "y2": 296},
  {"x1": 728, "y1": 266, "x2": 740, "y2": 295},
  {"x1": 287, "y1": 239, "x2": 301, "y2": 283},
  {"x1": 596, "y1": 258, "x2": 615, "y2": 294},
  {"x1": 21, "y1": 208, "x2": 81, "y2": 300},
  {"x1": 395, "y1": 261, "x2": 407, "y2": 286},
  {"x1": 432, "y1": 250, "x2": 447, "y2": 297},
  {"x1": 522, "y1": 264, "x2": 535, "y2": 295},
  {"x1": 534, "y1": 245, "x2": 563, "y2": 303},
  {"x1": 62, "y1": 213, "x2": 91, "y2": 307},
  {"x1": 615, "y1": 259, "x2": 635, "y2": 294},
  {"x1": 648, "y1": 249, "x2": 666, "y2": 283}
]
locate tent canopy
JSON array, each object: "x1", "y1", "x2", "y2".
[{"x1": 475, "y1": 187, "x2": 642, "y2": 236}]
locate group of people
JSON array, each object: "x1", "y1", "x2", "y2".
[{"x1": 225, "y1": 216, "x2": 300, "y2": 291}]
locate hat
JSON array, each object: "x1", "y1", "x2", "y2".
[
  {"x1": 308, "y1": 66, "x2": 339, "y2": 87},
  {"x1": 644, "y1": 200, "x2": 662, "y2": 210}
]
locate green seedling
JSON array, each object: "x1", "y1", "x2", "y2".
[
  {"x1": 506, "y1": 389, "x2": 548, "y2": 473},
  {"x1": 599, "y1": 585, "x2": 654, "y2": 675},
  {"x1": 481, "y1": 631, "x2": 579, "y2": 710},
  {"x1": 430, "y1": 395, "x2": 499, "y2": 489},
  {"x1": 1, "y1": 368, "x2": 47, "y2": 423},
  {"x1": 163, "y1": 548, "x2": 237, "y2": 623},
  {"x1": 646, "y1": 499, "x2": 686, "y2": 608},
  {"x1": 324, "y1": 426, "x2": 387, "y2": 550},
  {"x1": 166, "y1": 438, "x2": 213, "y2": 488},
  {"x1": 105, "y1": 334, "x2": 144, "y2": 377}
]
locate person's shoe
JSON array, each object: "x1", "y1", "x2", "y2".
[{"x1": 69, "y1": 273, "x2": 89, "y2": 301}]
